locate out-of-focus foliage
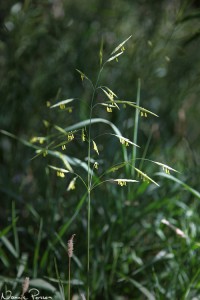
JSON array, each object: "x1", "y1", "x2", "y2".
[{"x1": 1, "y1": 0, "x2": 200, "y2": 299}]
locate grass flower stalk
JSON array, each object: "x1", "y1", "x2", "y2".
[
  {"x1": 67, "y1": 234, "x2": 75, "y2": 300},
  {"x1": 21, "y1": 277, "x2": 29, "y2": 300}
]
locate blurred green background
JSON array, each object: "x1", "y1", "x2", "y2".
[{"x1": 1, "y1": 0, "x2": 200, "y2": 299}]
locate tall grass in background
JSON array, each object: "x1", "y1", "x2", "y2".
[
  {"x1": 1, "y1": 31, "x2": 200, "y2": 300},
  {"x1": 0, "y1": 37, "x2": 182, "y2": 299}
]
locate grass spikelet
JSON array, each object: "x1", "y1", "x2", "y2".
[
  {"x1": 134, "y1": 167, "x2": 159, "y2": 186},
  {"x1": 161, "y1": 219, "x2": 186, "y2": 238},
  {"x1": 50, "y1": 98, "x2": 75, "y2": 109},
  {"x1": 92, "y1": 140, "x2": 99, "y2": 155},
  {"x1": 113, "y1": 179, "x2": 138, "y2": 186},
  {"x1": 68, "y1": 234, "x2": 75, "y2": 258},
  {"x1": 110, "y1": 35, "x2": 132, "y2": 55},
  {"x1": 21, "y1": 277, "x2": 29, "y2": 300},
  {"x1": 111, "y1": 134, "x2": 140, "y2": 148},
  {"x1": 67, "y1": 177, "x2": 77, "y2": 191},
  {"x1": 48, "y1": 165, "x2": 70, "y2": 174}
]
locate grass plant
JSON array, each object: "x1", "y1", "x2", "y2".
[
  {"x1": 1, "y1": 35, "x2": 200, "y2": 299},
  {"x1": 45, "y1": 36, "x2": 177, "y2": 299}
]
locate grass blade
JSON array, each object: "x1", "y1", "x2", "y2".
[
  {"x1": 132, "y1": 78, "x2": 141, "y2": 176},
  {"x1": 65, "y1": 118, "x2": 121, "y2": 134},
  {"x1": 119, "y1": 273, "x2": 155, "y2": 300},
  {"x1": 0, "y1": 222, "x2": 17, "y2": 239},
  {"x1": 40, "y1": 193, "x2": 87, "y2": 269},
  {"x1": 29, "y1": 278, "x2": 56, "y2": 293},
  {"x1": 33, "y1": 218, "x2": 43, "y2": 278},
  {"x1": 1, "y1": 236, "x2": 18, "y2": 258},
  {"x1": 12, "y1": 202, "x2": 19, "y2": 258},
  {"x1": 156, "y1": 172, "x2": 200, "y2": 199},
  {"x1": 54, "y1": 258, "x2": 65, "y2": 300}
]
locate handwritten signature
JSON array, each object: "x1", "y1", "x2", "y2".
[{"x1": 0, "y1": 288, "x2": 53, "y2": 300}]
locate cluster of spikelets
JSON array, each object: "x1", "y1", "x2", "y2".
[{"x1": 67, "y1": 234, "x2": 75, "y2": 258}]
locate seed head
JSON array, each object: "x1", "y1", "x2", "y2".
[
  {"x1": 21, "y1": 277, "x2": 29, "y2": 299},
  {"x1": 68, "y1": 234, "x2": 76, "y2": 258}
]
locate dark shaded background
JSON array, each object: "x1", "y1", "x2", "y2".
[{"x1": 1, "y1": 0, "x2": 200, "y2": 299}]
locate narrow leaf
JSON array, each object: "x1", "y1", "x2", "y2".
[
  {"x1": 33, "y1": 218, "x2": 43, "y2": 278},
  {"x1": 106, "y1": 162, "x2": 127, "y2": 174},
  {"x1": 54, "y1": 125, "x2": 68, "y2": 135},
  {"x1": 1, "y1": 236, "x2": 18, "y2": 258},
  {"x1": 65, "y1": 118, "x2": 122, "y2": 136},
  {"x1": 53, "y1": 193, "x2": 87, "y2": 245},
  {"x1": 178, "y1": 12, "x2": 200, "y2": 23},
  {"x1": 16, "y1": 253, "x2": 28, "y2": 279},
  {"x1": 128, "y1": 278, "x2": 155, "y2": 300},
  {"x1": 29, "y1": 278, "x2": 56, "y2": 292},
  {"x1": 54, "y1": 258, "x2": 65, "y2": 300},
  {"x1": 156, "y1": 172, "x2": 200, "y2": 200},
  {"x1": 0, "y1": 221, "x2": 17, "y2": 238},
  {"x1": 0, "y1": 130, "x2": 74, "y2": 172}
]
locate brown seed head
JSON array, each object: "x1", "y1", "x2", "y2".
[
  {"x1": 68, "y1": 234, "x2": 75, "y2": 258},
  {"x1": 21, "y1": 277, "x2": 29, "y2": 299}
]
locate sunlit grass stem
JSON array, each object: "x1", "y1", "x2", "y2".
[
  {"x1": 68, "y1": 255, "x2": 71, "y2": 300},
  {"x1": 87, "y1": 66, "x2": 103, "y2": 300},
  {"x1": 132, "y1": 78, "x2": 141, "y2": 177}
]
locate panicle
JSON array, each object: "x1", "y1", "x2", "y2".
[
  {"x1": 68, "y1": 234, "x2": 76, "y2": 258},
  {"x1": 21, "y1": 277, "x2": 30, "y2": 299}
]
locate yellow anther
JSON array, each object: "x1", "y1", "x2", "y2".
[
  {"x1": 67, "y1": 133, "x2": 74, "y2": 141},
  {"x1": 94, "y1": 162, "x2": 98, "y2": 169},
  {"x1": 82, "y1": 129, "x2": 86, "y2": 142},
  {"x1": 60, "y1": 104, "x2": 65, "y2": 110},
  {"x1": 107, "y1": 107, "x2": 112, "y2": 112}
]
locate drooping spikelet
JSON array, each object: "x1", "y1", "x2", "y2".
[
  {"x1": 67, "y1": 234, "x2": 76, "y2": 258},
  {"x1": 21, "y1": 277, "x2": 29, "y2": 299}
]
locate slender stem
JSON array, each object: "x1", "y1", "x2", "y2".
[
  {"x1": 139, "y1": 130, "x2": 152, "y2": 171},
  {"x1": 131, "y1": 78, "x2": 141, "y2": 177},
  {"x1": 68, "y1": 257, "x2": 71, "y2": 300},
  {"x1": 86, "y1": 66, "x2": 103, "y2": 300},
  {"x1": 87, "y1": 190, "x2": 91, "y2": 300}
]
